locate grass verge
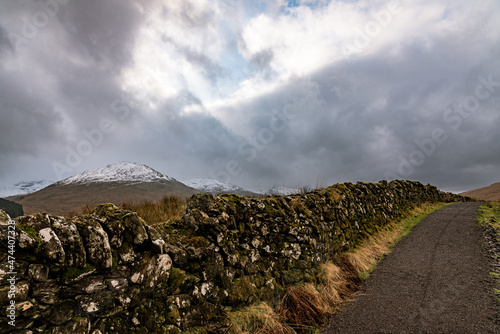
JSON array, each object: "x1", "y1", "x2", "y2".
[
  {"x1": 477, "y1": 201, "x2": 500, "y2": 302},
  {"x1": 228, "y1": 202, "x2": 449, "y2": 333},
  {"x1": 478, "y1": 201, "x2": 500, "y2": 232}
]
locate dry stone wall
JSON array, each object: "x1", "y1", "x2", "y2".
[{"x1": 0, "y1": 180, "x2": 471, "y2": 333}]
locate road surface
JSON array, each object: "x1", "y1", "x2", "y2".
[{"x1": 323, "y1": 202, "x2": 500, "y2": 334}]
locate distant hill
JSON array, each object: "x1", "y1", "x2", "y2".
[
  {"x1": 182, "y1": 178, "x2": 259, "y2": 197},
  {"x1": 461, "y1": 182, "x2": 500, "y2": 201},
  {"x1": 11, "y1": 162, "x2": 198, "y2": 215},
  {"x1": 0, "y1": 198, "x2": 23, "y2": 218}
]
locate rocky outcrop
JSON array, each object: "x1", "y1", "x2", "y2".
[{"x1": 0, "y1": 180, "x2": 471, "y2": 333}]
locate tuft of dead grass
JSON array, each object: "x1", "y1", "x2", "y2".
[
  {"x1": 280, "y1": 286, "x2": 326, "y2": 329},
  {"x1": 228, "y1": 303, "x2": 294, "y2": 334},
  {"x1": 316, "y1": 263, "x2": 345, "y2": 308}
]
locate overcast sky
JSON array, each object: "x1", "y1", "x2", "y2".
[{"x1": 0, "y1": 0, "x2": 499, "y2": 193}]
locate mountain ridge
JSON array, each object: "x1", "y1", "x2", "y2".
[{"x1": 57, "y1": 162, "x2": 175, "y2": 185}]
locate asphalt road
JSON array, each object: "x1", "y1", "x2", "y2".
[{"x1": 322, "y1": 202, "x2": 500, "y2": 334}]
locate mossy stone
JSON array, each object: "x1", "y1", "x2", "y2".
[
  {"x1": 227, "y1": 276, "x2": 255, "y2": 306},
  {"x1": 168, "y1": 268, "x2": 187, "y2": 294}
]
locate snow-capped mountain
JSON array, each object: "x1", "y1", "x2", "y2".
[
  {"x1": 58, "y1": 162, "x2": 175, "y2": 185},
  {"x1": 12, "y1": 162, "x2": 198, "y2": 214},
  {"x1": 183, "y1": 178, "x2": 258, "y2": 196},
  {"x1": 0, "y1": 180, "x2": 53, "y2": 198},
  {"x1": 264, "y1": 185, "x2": 301, "y2": 196}
]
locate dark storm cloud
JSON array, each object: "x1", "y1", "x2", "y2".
[
  {"x1": 57, "y1": 0, "x2": 150, "y2": 71},
  {"x1": 0, "y1": 89, "x2": 64, "y2": 156},
  {"x1": 0, "y1": 26, "x2": 14, "y2": 55},
  {"x1": 48, "y1": 0, "x2": 159, "y2": 128},
  {"x1": 0, "y1": 0, "x2": 153, "y2": 180},
  {"x1": 152, "y1": 90, "x2": 239, "y2": 162}
]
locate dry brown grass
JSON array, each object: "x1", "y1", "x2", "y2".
[
  {"x1": 120, "y1": 195, "x2": 186, "y2": 226},
  {"x1": 316, "y1": 263, "x2": 345, "y2": 308},
  {"x1": 345, "y1": 230, "x2": 395, "y2": 277},
  {"x1": 64, "y1": 195, "x2": 186, "y2": 226},
  {"x1": 277, "y1": 259, "x2": 362, "y2": 333},
  {"x1": 277, "y1": 256, "x2": 365, "y2": 332},
  {"x1": 280, "y1": 286, "x2": 326, "y2": 329},
  {"x1": 65, "y1": 204, "x2": 93, "y2": 218},
  {"x1": 228, "y1": 303, "x2": 294, "y2": 334}
]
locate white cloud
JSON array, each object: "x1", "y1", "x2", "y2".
[{"x1": 120, "y1": 0, "x2": 231, "y2": 108}]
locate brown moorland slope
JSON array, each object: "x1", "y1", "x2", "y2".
[{"x1": 461, "y1": 182, "x2": 500, "y2": 201}]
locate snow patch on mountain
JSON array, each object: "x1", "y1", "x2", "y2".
[
  {"x1": 264, "y1": 185, "x2": 301, "y2": 196},
  {"x1": 59, "y1": 162, "x2": 174, "y2": 185},
  {"x1": 0, "y1": 180, "x2": 54, "y2": 198},
  {"x1": 183, "y1": 178, "x2": 248, "y2": 194}
]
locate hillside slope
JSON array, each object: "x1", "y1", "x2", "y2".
[{"x1": 461, "y1": 182, "x2": 500, "y2": 201}]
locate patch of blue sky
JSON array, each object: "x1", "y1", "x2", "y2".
[
  {"x1": 441, "y1": 8, "x2": 450, "y2": 19},
  {"x1": 278, "y1": 0, "x2": 331, "y2": 16},
  {"x1": 217, "y1": 22, "x2": 252, "y2": 83},
  {"x1": 219, "y1": 48, "x2": 251, "y2": 83},
  {"x1": 285, "y1": 0, "x2": 330, "y2": 10},
  {"x1": 243, "y1": 1, "x2": 268, "y2": 17},
  {"x1": 241, "y1": 0, "x2": 328, "y2": 17}
]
